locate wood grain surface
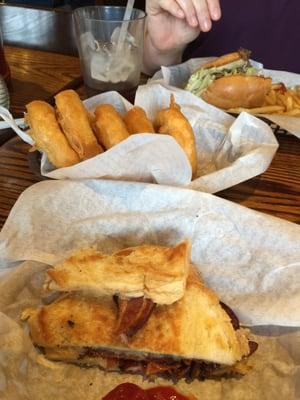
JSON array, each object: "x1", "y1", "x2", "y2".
[
  {"x1": 5, "y1": 45, "x2": 81, "y2": 115},
  {"x1": 0, "y1": 132, "x2": 299, "y2": 230},
  {"x1": 0, "y1": 138, "x2": 39, "y2": 229},
  {"x1": 219, "y1": 133, "x2": 300, "y2": 223}
]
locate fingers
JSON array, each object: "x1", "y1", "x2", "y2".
[
  {"x1": 175, "y1": 0, "x2": 221, "y2": 31},
  {"x1": 207, "y1": 0, "x2": 221, "y2": 21},
  {"x1": 148, "y1": 0, "x2": 185, "y2": 19},
  {"x1": 192, "y1": 0, "x2": 212, "y2": 31},
  {"x1": 176, "y1": 0, "x2": 199, "y2": 27}
]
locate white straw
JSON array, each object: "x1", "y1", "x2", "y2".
[
  {"x1": 0, "y1": 106, "x2": 33, "y2": 144},
  {"x1": 0, "y1": 117, "x2": 25, "y2": 130},
  {"x1": 116, "y1": 0, "x2": 135, "y2": 54}
]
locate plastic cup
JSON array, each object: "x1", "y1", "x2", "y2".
[
  {"x1": 0, "y1": 26, "x2": 11, "y2": 86},
  {"x1": 73, "y1": 6, "x2": 146, "y2": 94}
]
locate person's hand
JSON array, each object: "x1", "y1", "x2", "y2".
[{"x1": 146, "y1": 0, "x2": 221, "y2": 53}]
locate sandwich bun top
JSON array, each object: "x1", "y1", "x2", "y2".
[
  {"x1": 44, "y1": 241, "x2": 190, "y2": 305},
  {"x1": 200, "y1": 48, "x2": 251, "y2": 70},
  {"x1": 201, "y1": 51, "x2": 243, "y2": 70},
  {"x1": 201, "y1": 75, "x2": 272, "y2": 110}
]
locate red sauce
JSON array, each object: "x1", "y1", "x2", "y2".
[
  {"x1": 102, "y1": 383, "x2": 191, "y2": 400},
  {"x1": 277, "y1": 82, "x2": 287, "y2": 94},
  {"x1": 146, "y1": 386, "x2": 190, "y2": 400}
]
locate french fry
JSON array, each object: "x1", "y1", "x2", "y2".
[
  {"x1": 256, "y1": 84, "x2": 300, "y2": 115},
  {"x1": 291, "y1": 93, "x2": 300, "y2": 107},
  {"x1": 264, "y1": 90, "x2": 277, "y2": 105},
  {"x1": 295, "y1": 86, "x2": 300, "y2": 96},
  {"x1": 276, "y1": 93, "x2": 287, "y2": 107},
  {"x1": 227, "y1": 105, "x2": 285, "y2": 115},
  {"x1": 282, "y1": 109, "x2": 300, "y2": 116},
  {"x1": 271, "y1": 89, "x2": 278, "y2": 104},
  {"x1": 271, "y1": 83, "x2": 284, "y2": 91},
  {"x1": 286, "y1": 95, "x2": 294, "y2": 111}
]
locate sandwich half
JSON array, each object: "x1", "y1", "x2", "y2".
[{"x1": 22, "y1": 242, "x2": 257, "y2": 382}]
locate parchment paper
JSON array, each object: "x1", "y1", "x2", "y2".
[
  {"x1": 0, "y1": 179, "x2": 299, "y2": 327},
  {"x1": 0, "y1": 180, "x2": 299, "y2": 399},
  {"x1": 0, "y1": 84, "x2": 278, "y2": 193},
  {"x1": 151, "y1": 58, "x2": 300, "y2": 139}
]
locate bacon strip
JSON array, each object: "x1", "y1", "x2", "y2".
[
  {"x1": 219, "y1": 302, "x2": 258, "y2": 358},
  {"x1": 115, "y1": 297, "x2": 156, "y2": 338},
  {"x1": 145, "y1": 361, "x2": 182, "y2": 376},
  {"x1": 220, "y1": 301, "x2": 240, "y2": 330},
  {"x1": 248, "y1": 341, "x2": 258, "y2": 356}
]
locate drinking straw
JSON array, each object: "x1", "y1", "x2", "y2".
[{"x1": 115, "y1": 0, "x2": 135, "y2": 54}]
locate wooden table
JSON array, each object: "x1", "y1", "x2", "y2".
[{"x1": 0, "y1": 5, "x2": 300, "y2": 230}]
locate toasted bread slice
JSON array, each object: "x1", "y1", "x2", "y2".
[{"x1": 44, "y1": 241, "x2": 190, "y2": 305}]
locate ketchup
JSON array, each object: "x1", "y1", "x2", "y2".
[
  {"x1": 147, "y1": 386, "x2": 190, "y2": 400},
  {"x1": 277, "y1": 82, "x2": 287, "y2": 94},
  {"x1": 102, "y1": 383, "x2": 191, "y2": 400}
]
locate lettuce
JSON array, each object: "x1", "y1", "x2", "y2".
[{"x1": 185, "y1": 59, "x2": 258, "y2": 96}]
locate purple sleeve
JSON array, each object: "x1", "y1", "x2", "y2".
[{"x1": 183, "y1": 0, "x2": 300, "y2": 73}]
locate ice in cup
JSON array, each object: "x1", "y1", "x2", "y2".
[{"x1": 73, "y1": 6, "x2": 146, "y2": 93}]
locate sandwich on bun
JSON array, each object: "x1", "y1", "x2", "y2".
[{"x1": 185, "y1": 49, "x2": 272, "y2": 110}]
